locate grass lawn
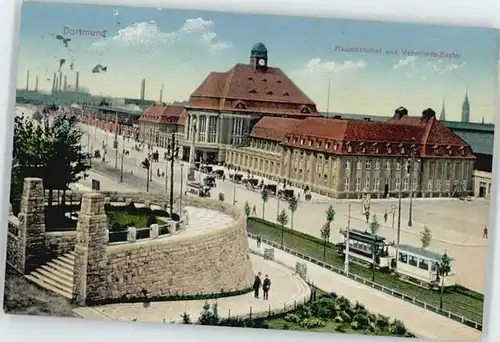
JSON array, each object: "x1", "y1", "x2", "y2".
[
  {"x1": 106, "y1": 211, "x2": 150, "y2": 228},
  {"x1": 266, "y1": 317, "x2": 392, "y2": 335},
  {"x1": 247, "y1": 217, "x2": 484, "y2": 325},
  {"x1": 3, "y1": 266, "x2": 76, "y2": 317}
]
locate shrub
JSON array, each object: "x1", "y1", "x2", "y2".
[
  {"x1": 282, "y1": 323, "x2": 290, "y2": 330},
  {"x1": 180, "y1": 312, "x2": 191, "y2": 324},
  {"x1": 339, "y1": 310, "x2": 352, "y2": 323},
  {"x1": 389, "y1": 319, "x2": 407, "y2": 335},
  {"x1": 147, "y1": 215, "x2": 157, "y2": 227},
  {"x1": 309, "y1": 297, "x2": 336, "y2": 319},
  {"x1": 334, "y1": 315, "x2": 344, "y2": 324},
  {"x1": 350, "y1": 321, "x2": 359, "y2": 330},
  {"x1": 295, "y1": 305, "x2": 310, "y2": 319},
  {"x1": 218, "y1": 317, "x2": 245, "y2": 327},
  {"x1": 354, "y1": 302, "x2": 368, "y2": 316},
  {"x1": 375, "y1": 314, "x2": 390, "y2": 329},
  {"x1": 335, "y1": 296, "x2": 351, "y2": 310},
  {"x1": 151, "y1": 209, "x2": 169, "y2": 217},
  {"x1": 367, "y1": 313, "x2": 377, "y2": 323},
  {"x1": 284, "y1": 313, "x2": 301, "y2": 323},
  {"x1": 110, "y1": 222, "x2": 122, "y2": 232},
  {"x1": 368, "y1": 323, "x2": 381, "y2": 334},
  {"x1": 218, "y1": 193, "x2": 225, "y2": 202},
  {"x1": 352, "y1": 313, "x2": 370, "y2": 329}
]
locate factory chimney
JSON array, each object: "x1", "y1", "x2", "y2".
[
  {"x1": 75, "y1": 71, "x2": 80, "y2": 92},
  {"x1": 63, "y1": 75, "x2": 67, "y2": 91},
  {"x1": 35, "y1": 75, "x2": 39, "y2": 92},
  {"x1": 140, "y1": 78, "x2": 146, "y2": 101},
  {"x1": 25, "y1": 70, "x2": 30, "y2": 91}
]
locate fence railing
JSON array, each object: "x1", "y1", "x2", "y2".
[
  {"x1": 247, "y1": 232, "x2": 483, "y2": 331},
  {"x1": 108, "y1": 223, "x2": 173, "y2": 244}
]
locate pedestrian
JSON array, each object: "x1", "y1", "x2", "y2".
[
  {"x1": 252, "y1": 205, "x2": 257, "y2": 216},
  {"x1": 257, "y1": 234, "x2": 262, "y2": 248},
  {"x1": 253, "y1": 272, "x2": 262, "y2": 298},
  {"x1": 365, "y1": 211, "x2": 370, "y2": 223},
  {"x1": 262, "y1": 275, "x2": 271, "y2": 300},
  {"x1": 384, "y1": 210, "x2": 388, "y2": 224},
  {"x1": 483, "y1": 225, "x2": 488, "y2": 239}
]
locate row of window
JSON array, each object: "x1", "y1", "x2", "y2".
[
  {"x1": 398, "y1": 252, "x2": 438, "y2": 271},
  {"x1": 427, "y1": 179, "x2": 468, "y2": 191}
]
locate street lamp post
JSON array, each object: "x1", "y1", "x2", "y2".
[
  {"x1": 395, "y1": 158, "x2": 404, "y2": 271},
  {"x1": 114, "y1": 110, "x2": 119, "y2": 169},
  {"x1": 119, "y1": 148, "x2": 125, "y2": 183},
  {"x1": 390, "y1": 204, "x2": 396, "y2": 229},
  {"x1": 180, "y1": 163, "x2": 184, "y2": 215},
  {"x1": 187, "y1": 115, "x2": 197, "y2": 182},
  {"x1": 232, "y1": 173, "x2": 237, "y2": 206},
  {"x1": 169, "y1": 133, "x2": 177, "y2": 217}
]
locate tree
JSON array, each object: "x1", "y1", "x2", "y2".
[
  {"x1": 11, "y1": 116, "x2": 90, "y2": 209},
  {"x1": 438, "y1": 252, "x2": 452, "y2": 310},
  {"x1": 261, "y1": 189, "x2": 269, "y2": 219},
  {"x1": 420, "y1": 225, "x2": 432, "y2": 249},
  {"x1": 325, "y1": 205, "x2": 336, "y2": 224},
  {"x1": 369, "y1": 215, "x2": 380, "y2": 235},
  {"x1": 320, "y1": 222, "x2": 331, "y2": 261},
  {"x1": 244, "y1": 201, "x2": 251, "y2": 217},
  {"x1": 288, "y1": 197, "x2": 299, "y2": 229},
  {"x1": 277, "y1": 209, "x2": 289, "y2": 246},
  {"x1": 368, "y1": 215, "x2": 381, "y2": 282}
]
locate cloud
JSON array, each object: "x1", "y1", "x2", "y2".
[
  {"x1": 393, "y1": 56, "x2": 418, "y2": 70},
  {"x1": 392, "y1": 55, "x2": 466, "y2": 79},
  {"x1": 299, "y1": 58, "x2": 367, "y2": 76},
  {"x1": 92, "y1": 18, "x2": 231, "y2": 52}
]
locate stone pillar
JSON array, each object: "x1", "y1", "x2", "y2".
[
  {"x1": 264, "y1": 248, "x2": 275, "y2": 261},
  {"x1": 18, "y1": 178, "x2": 46, "y2": 273},
  {"x1": 73, "y1": 192, "x2": 109, "y2": 305},
  {"x1": 295, "y1": 262, "x2": 307, "y2": 280},
  {"x1": 204, "y1": 115, "x2": 210, "y2": 143}
]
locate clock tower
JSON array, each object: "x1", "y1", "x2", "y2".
[{"x1": 250, "y1": 42, "x2": 268, "y2": 70}]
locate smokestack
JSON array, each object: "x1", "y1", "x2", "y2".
[
  {"x1": 75, "y1": 71, "x2": 80, "y2": 92},
  {"x1": 63, "y1": 75, "x2": 67, "y2": 91},
  {"x1": 35, "y1": 75, "x2": 39, "y2": 92},
  {"x1": 52, "y1": 73, "x2": 57, "y2": 92},
  {"x1": 58, "y1": 72, "x2": 62, "y2": 91},
  {"x1": 159, "y1": 81, "x2": 163, "y2": 103},
  {"x1": 140, "y1": 78, "x2": 146, "y2": 101},
  {"x1": 25, "y1": 70, "x2": 30, "y2": 91}
]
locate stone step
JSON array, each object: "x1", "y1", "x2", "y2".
[
  {"x1": 39, "y1": 265, "x2": 74, "y2": 283},
  {"x1": 34, "y1": 268, "x2": 74, "y2": 288},
  {"x1": 46, "y1": 261, "x2": 74, "y2": 277},
  {"x1": 49, "y1": 258, "x2": 74, "y2": 272},
  {"x1": 68, "y1": 251, "x2": 75, "y2": 256},
  {"x1": 57, "y1": 255, "x2": 75, "y2": 266},
  {"x1": 25, "y1": 274, "x2": 72, "y2": 300},
  {"x1": 65, "y1": 252, "x2": 75, "y2": 260}
]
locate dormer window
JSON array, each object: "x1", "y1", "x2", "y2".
[
  {"x1": 293, "y1": 138, "x2": 297, "y2": 144},
  {"x1": 283, "y1": 92, "x2": 290, "y2": 96},
  {"x1": 325, "y1": 142, "x2": 330, "y2": 150},
  {"x1": 262, "y1": 78, "x2": 267, "y2": 82},
  {"x1": 361, "y1": 146, "x2": 366, "y2": 153},
  {"x1": 347, "y1": 145, "x2": 352, "y2": 152},
  {"x1": 235, "y1": 102, "x2": 247, "y2": 109},
  {"x1": 334, "y1": 144, "x2": 338, "y2": 152},
  {"x1": 401, "y1": 147, "x2": 405, "y2": 154},
  {"x1": 249, "y1": 89, "x2": 257, "y2": 94},
  {"x1": 300, "y1": 139, "x2": 304, "y2": 145},
  {"x1": 375, "y1": 147, "x2": 379, "y2": 153},
  {"x1": 448, "y1": 149, "x2": 453, "y2": 156},
  {"x1": 308, "y1": 140, "x2": 312, "y2": 147},
  {"x1": 248, "y1": 76, "x2": 253, "y2": 80},
  {"x1": 277, "y1": 80, "x2": 282, "y2": 84},
  {"x1": 301, "y1": 107, "x2": 312, "y2": 114},
  {"x1": 266, "y1": 91, "x2": 273, "y2": 95},
  {"x1": 460, "y1": 147, "x2": 466, "y2": 156}
]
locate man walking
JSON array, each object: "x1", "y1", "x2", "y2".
[
  {"x1": 384, "y1": 210, "x2": 388, "y2": 224},
  {"x1": 253, "y1": 272, "x2": 262, "y2": 298},
  {"x1": 256, "y1": 234, "x2": 262, "y2": 248},
  {"x1": 483, "y1": 225, "x2": 488, "y2": 239},
  {"x1": 262, "y1": 275, "x2": 271, "y2": 300},
  {"x1": 252, "y1": 205, "x2": 257, "y2": 216}
]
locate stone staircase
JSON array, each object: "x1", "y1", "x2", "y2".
[{"x1": 25, "y1": 251, "x2": 75, "y2": 300}]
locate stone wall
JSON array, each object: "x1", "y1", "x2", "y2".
[
  {"x1": 77, "y1": 192, "x2": 254, "y2": 304},
  {"x1": 45, "y1": 231, "x2": 77, "y2": 256}
]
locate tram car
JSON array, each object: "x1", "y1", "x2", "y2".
[
  {"x1": 336, "y1": 229, "x2": 393, "y2": 269},
  {"x1": 391, "y1": 244, "x2": 457, "y2": 289},
  {"x1": 185, "y1": 182, "x2": 211, "y2": 197}
]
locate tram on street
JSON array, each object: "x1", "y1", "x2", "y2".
[
  {"x1": 394, "y1": 244, "x2": 457, "y2": 289},
  {"x1": 336, "y1": 229, "x2": 393, "y2": 269},
  {"x1": 185, "y1": 182, "x2": 211, "y2": 197}
]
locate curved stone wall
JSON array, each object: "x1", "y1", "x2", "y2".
[{"x1": 73, "y1": 191, "x2": 255, "y2": 304}]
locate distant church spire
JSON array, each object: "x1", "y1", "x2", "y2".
[
  {"x1": 439, "y1": 98, "x2": 446, "y2": 121},
  {"x1": 461, "y1": 89, "x2": 470, "y2": 123}
]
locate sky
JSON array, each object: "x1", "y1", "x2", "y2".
[{"x1": 16, "y1": 2, "x2": 499, "y2": 123}]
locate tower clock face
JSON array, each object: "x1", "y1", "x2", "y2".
[{"x1": 258, "y1": 58, "x2": 266, "y2": 66}]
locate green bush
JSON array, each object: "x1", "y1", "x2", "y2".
[
  {"x1": 335, "y1": 296, "x2": 351, "y2": 310},
  {"x1": 284, "y1": 313, "x2": 301, "y2": 323},
  {"x1": 352, "y1": 313, "x2": 370, "y2": 329},
  {"x1": 367, "y1": 313, "x2": 377, "y2": 323},
  {"x1": 334, "y1": 315, "x2": 344, "y2": 324},
  {"x1": 146, "y1": 215, "x2": 157, "y2": 227},
  {"x1": 110, "y1": 222, "x2": 122, "y2": 232},
  {"x1": 354, "y1": 302, "x2": 368, "y2": 316},
  {"x1": 389, "y1": 319, "x2": 407, "y2": 335},
  {"x1": 335, "y1": 324, "x2": 346, "y2": 333},
  {"x1": 375, "y1": 314, "x2": 390, "y2": 329},
  {"x1": 339, "y1": 310, "x2": 352, "y2": 323},
  {"x1": 350, "y1": 321, "x2": 359, "y2": 330},
  {"x1": 282, "y1": 323, "x2": 290, "y2": 330},
  {"x1": 309, "y1": 297, "x2": 336, "y2": 318}
]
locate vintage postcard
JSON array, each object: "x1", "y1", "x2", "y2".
[{"x1": 4, "y1": 2, "x2": 497, "y2": 341}]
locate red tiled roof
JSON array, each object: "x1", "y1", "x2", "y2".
[
  {"x1": 139, "y1": 105, "x2": 185, "y2": 124},
  {"x1": 250, "y1": 117, "x2": 302, "y2": 142},
  {"x1": 187, "y1": 63, "x2": 319, "y2": 117},
  {"x1": 250, "y1": 111, "x2": 474, "y2": 159}
]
